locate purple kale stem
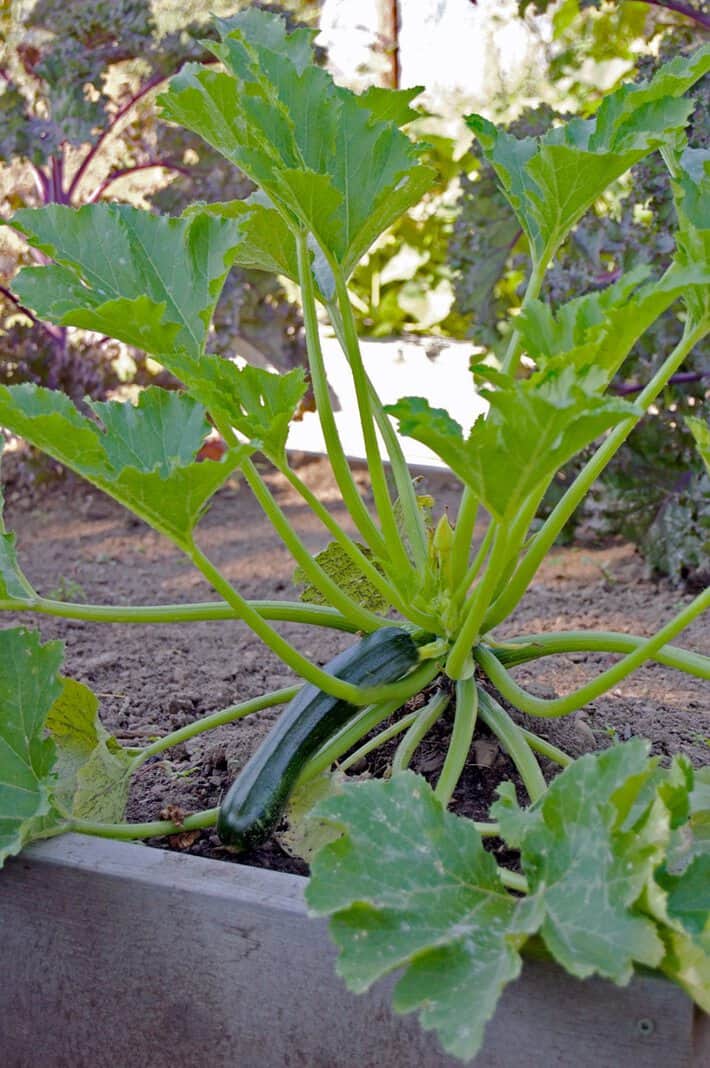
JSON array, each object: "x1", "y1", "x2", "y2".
[
  {"x1": 613, "y1": 371, "x2": 706, "y2": 396},
  {"x1": 66, "y1": 72, "x2": 169, "y2": 204},
  {"x1": 0, "y1": 284, "x2": 40, "y2": 326},
  {"x1": 86, "y1": 159, "x2": 191, "y2": 203},
  {"x1": 642, "y1": 0, "x2": 710, "y2": 30}
]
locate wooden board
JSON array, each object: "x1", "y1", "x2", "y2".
[{"x1": 0, "y1": 835, "x2": 705, "y2": 1068}]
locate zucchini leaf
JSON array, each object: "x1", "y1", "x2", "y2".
[
  {"x1": 492, "y1": 740, "x2": 665, "y2": 981},
  {"x1": 306, "y1": 771, "x2": 541, "y2": 1062},
  {"x1": 0, "y1": 628, "x2": 62, "y2": 865},
  {"x1": 467, "y1": 46, "x2": 710, "y2": 266},
  {"x1": 0, "y1": 463, "x2": 35, "y2": 603},
  {"x1": 10, "y1": 203, "x2": 242, "y2": 362},
  {"x1": 308, "y1": 744, "x2": 707, "y2": 1061},
  {"x1": 159, "y1": 8, "x2": 436, "y2": 276},
  {"x1": 170, "y1": 358, "x2": 307, "y2": 463},
  {"x1": 0, "y1": 385, "x2": 245, "y2": 547},
  {"x1": 386, "y1": 367, "x2": 637, "y2": 520},
  {"x1": 0, "y1": 628, "x2": 134, "y2": 868},
  {"x1": 46, "y1": 677, "x2": 133, "y2": 823}
]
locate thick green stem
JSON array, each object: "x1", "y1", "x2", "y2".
[
  {"x1": 491, "y1": 630, "x2": 710, "y2": 679},
  {"x1": 0, "y1": 595, "x2": 359, "y2": 631},
  {"x1": 72, "y1": 807, "x2": 219, "y2": 841},
  {"x1": 450, "y1": 487, "x2": 479, "y2": 589},
  {"x1": 296, "y1": 232, "x2": 388, "y2": 558},
  {"x1": 486, "y1": 318, "x2": 709, "y2": 629},
  {"x1": 501, "y1": 256, "x2": 547, "y2": 376},
  {"x1": 367, "y1": 378, "x2": 429, "y2": 569},
  {"x1": 339, "y1": 710, "x2": 419, "y2": 771},
  {"x1": 435, "y1": 677, "x2": 478, "y2": 805},
  {"x1": 459, "y1": 523, "x2": 495, "y2": 597},
  {"x1": 130, "y1": 685, "x2": 300, "y2": 770},
  {"x1": 327, "y1": 297, "x2": 429, "y2": 571},
  {"x1": 331, "y1": 270, "x2": 414, "y2": 583},
  {"x1": 391, "y1": 689, "x2": 450, "y2": 774},
  {"x1": 446, "y1": 525, "x2": 511, "y2": 679},
  {"x1": 476, "y1": 688, "x2": 547, "y2": 802},
  {"x1": 240, "y1": 457, "x2": 385, "y2": 632},
  {"x1": 187, "y1": 540, "x2": 437, "y2": 706},
  {"x1": 517, "y1": 727, "x2": 573, "y2": 768},
  {"x1": 275, "y1": 460, "x2": 438, "y2": 630},
  {"x1": 476, "y1": 587, "x2": 709, "y2": 718}
]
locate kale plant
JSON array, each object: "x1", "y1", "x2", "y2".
[
  {"x1": 0, "y1": 0, "x2": 305, "y2": 400},
  {"x1": 0, "y1": 12, "x2": 708, "y2": 1060}
]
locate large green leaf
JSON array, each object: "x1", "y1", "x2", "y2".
[
  {"x1": 467, "y1": 46, "x2": 710, "y2": 266},
  {"x1": 516, "y1": 260, "x2": 707, "y2": 383},
  {"x1": 159, "y1": 8, "x2": 436, "y2": 276},
  {"x1": 10, "y1": 203, "x2": 242, "y2": 360},
  {"x1": 0, "y1": 385, "x2": 243, "y2": 547},
  {"x1": 165, "y1": 356, "x2": 307, "y2": 462},
  {"x1": 672, "y1": 146, "x2": 710, "y2": 325},
  {"x1": 0, "y1": 628, "x2": 62, "y2": 865},
  {"x1": 386, "y1": 367, "x2": 637, "y2": 519},
  {"x1": 493, "y1": 740, "x2": 665, "y2": 982},
  {"x1": 47, "y1": 678, "x2": 132, "y2": 823},
  {"x1": 306, "y1": 772, "x2": 540, "y2": 1062},
  {"x1": 0, "y1": 465, "x2": 34, "y2": 603}
]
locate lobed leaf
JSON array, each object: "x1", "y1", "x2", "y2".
[
  {"x1": 386, "y1": 367, "x2": 637, "y2": 519},
  {"x1": 0, "y1": 465, "x2": 35, "y2": 603},
  {"x1": 10, "y1": 203, "x2": 242, "y2": 361},
  {"x1": 46, "y1": 677, "x2": 133, "y2": 823},
  {"x1": 307, "y1": 772, "x2": 540, "y2": 1061},
  {"x1": 0, "y1": 628, "x2": 62, "y2": 865},
  {"x1": 0, "y1": 385, "x2": 243, "y2": 547},
  {"x1": 159, "y1": 9, "x2": 435, "y2": 275},
  {"x1": 467, "y1": 46, "x2": 710, "y2": 266},
  {"x1": 493, "y1": 740, "x2": 666, "y2": 982}
]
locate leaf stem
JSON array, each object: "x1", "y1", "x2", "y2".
[
  {"x1": 476, "y1": 586, "x2": 709, "y2": 718},
  {"x1": 391, "y1": 688, "x2": 450, "y2": 774},
  {"x1": 331, "y1": 269, "x2": 415, "y2": 584},
  {"x1": 71, "y1": 807, "x2": 219, "y2": 841},
  {"x1": 0, "y1": 595, "x2": 359, "y2": 631},
  {"x1": 275, "y1": 459, "x2": 438, "y2": 629},
  {"x1": 489, "y1": 630, "x2": 710, "y2": 679},
  {"x1": 130, "y1": 685, "x2": 300, "y2": 771},
  {"x1": 446, "y1": 525, "x2": 511, "y2": 679},
  {"x1": 339, "y1": 710, "x2": 419, "y2": 771},
  {"x1": 450, "y1": 487, "x2": 479, "y2": 589},
  {"x1": 186, "y1": 539, "x2": 439, "y2": 706},
  {"x1": 240, "y1": 456, "x2": 386, "y2": 632},
  {"x1": 476, "y1": 688, "x2": 547, "y2": 802},
  {"x1": 434, "y1": 677, "x2": 478, "y2": 806},
  {"x1": 296, "y1": 232, "x2": 388, "y2": 558},
  {"x1": 500, "y1": 255, "x2": 547, "y2": 376}
]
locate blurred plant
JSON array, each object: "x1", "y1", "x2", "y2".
[
  {"x1": 0, "y1": 0, "x2": 311, "y2": 401},
  {"x1": 346, "y1": 132, "x2": 472, "y2": 337}
]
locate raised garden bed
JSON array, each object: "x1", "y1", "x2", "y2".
[{"x1": 2, "y1": 834, "x2": 707, "y2": 1068}]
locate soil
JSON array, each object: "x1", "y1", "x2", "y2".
[{"x1": 3, "y1": 453, "x2": 708, "y2": 876}]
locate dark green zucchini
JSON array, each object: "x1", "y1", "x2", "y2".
[{"x1": 217, "y1": 626, "x2": 419, "y2": 849}]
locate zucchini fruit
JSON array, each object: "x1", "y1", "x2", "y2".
[{"x1": 217, "y1": 626, "x2": 420, "y2": 849}]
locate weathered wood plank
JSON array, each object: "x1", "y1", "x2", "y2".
[{"x1": 0, "y1": 836, "x2": 704, "y2": 1068}]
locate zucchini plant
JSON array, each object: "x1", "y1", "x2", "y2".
[{"x1": 0, "y1": 10, "x2": 708, "y2": 1061}]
